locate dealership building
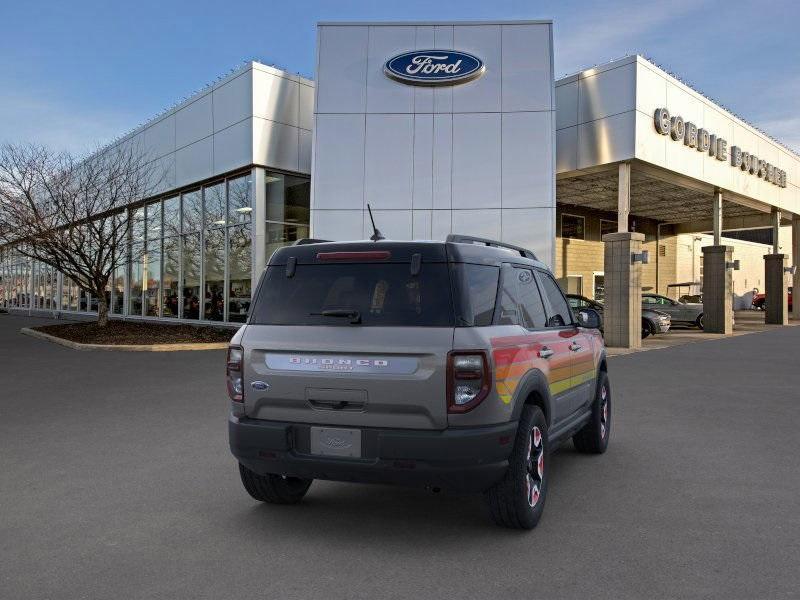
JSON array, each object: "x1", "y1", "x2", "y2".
[{"x1": 2, "y1": 20, "x2": 799, "y2": 346}]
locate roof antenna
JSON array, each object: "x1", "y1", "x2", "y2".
[{"x1": 367, "y1": 204, "x2": 385, "y2": 242}]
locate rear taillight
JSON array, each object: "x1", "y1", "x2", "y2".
[
  {"x1": 447, "y1": 350, "x2": 491, "y2": 413},
  {"x1": 227, "y1": 345, "x2": 244, "y2": 402}
]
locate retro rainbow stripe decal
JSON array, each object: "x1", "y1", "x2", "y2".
[{"x1": 491, "y1": 333, "x2": 595, "y2": 404}]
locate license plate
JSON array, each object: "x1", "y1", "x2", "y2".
[{"x1": 310, "y1": 427, "x2": 362, "y2": 458}]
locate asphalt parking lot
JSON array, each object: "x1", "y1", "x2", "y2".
[{"x1": 2, "y1": 314, "x2": 799, "y2": 599}]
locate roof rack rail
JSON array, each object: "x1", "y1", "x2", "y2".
[
  {"x1": 446, "y1": 234, "x2": 537, "y2": 260},
  {"x1": 293, "y1": 238, "x2": 332, "y2": 245}
]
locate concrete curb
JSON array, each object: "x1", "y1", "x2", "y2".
[{"x1": 20, "y1": 327, "x2": 229, "y2": 352}]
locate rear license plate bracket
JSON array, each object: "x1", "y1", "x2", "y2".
[{"x1": 309, "y1": 427, "x2": 362, "y2": 458}]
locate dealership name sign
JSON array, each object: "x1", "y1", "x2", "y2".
[
  {"x1": 654, "y1": 108, "x2": 788, "y2": 188},
  {"x1": 384, "y1": 50, "x2": 485, "y2": 86}
]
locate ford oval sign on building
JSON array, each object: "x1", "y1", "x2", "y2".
[{"x1": 384, "y1": 50, "x2": 485, "y2": 86}]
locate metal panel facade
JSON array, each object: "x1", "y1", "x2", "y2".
[
  {"x1": 312, "y1": 21, "x2": 556, "y2": 267},
  {"x1": 636, "y1": 58, "x2": 799, "y2": 213},
  {"x1": 97, "y1": 62, "x2": 312, "y2": 198},
  {"x1": 555, "y1": 55, "x2": 800, "y2": 216}
]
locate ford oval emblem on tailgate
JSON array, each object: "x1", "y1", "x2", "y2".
[{"x1": 251, "y1": 381, "x2": 269, "y2": 390}]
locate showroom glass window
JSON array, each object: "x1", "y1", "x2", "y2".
[
  {"x1": 265, "y1": 173, "x2": 310, "y2": 259},
  {"x1": 161, "y1": 196, "x2": 180, "y2": 318},
  {"x1": 203, "y1": 182, "x2": 226, "y2": 322},
  {"x1": 228, "y1": 175, "x2": 252, "y2": 323},
  {"x1": 70, "y1": 279, "x2": 80, "y2": 311},
  {"x1": 112, "y1": 262, "x2": 125, "y2": 315},
  {"x1": 561, "y1": 214, "x2": 585, "y2": 240},
  {"x1": 129, "y1": 207, "x2": 145, "y2": 316},
  {"x1": 144, "y1": 201, "x2": 162, "y2": 317},
  {"x1": 181, "y1": 189, "x2": 201, "y2": 319},
  {"x1": 61, "y1": 274, "x2": 69, "y2": 310}
]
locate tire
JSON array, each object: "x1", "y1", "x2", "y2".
[
  {"x1": 573, "y1": 371, "x2": 611, "y2": 454},
  {"x1": 238, "y1": 463, "x2": 312, "y2": 504},
  {"x1": 641, "y1": 319, "x2": 652, "y2": 339},
  {"x1": 696, "y1": 314, "x2": 705, "y2": 330},
  {"x1": 484, "y1": 405, "x2": 548, "y2": 529}
]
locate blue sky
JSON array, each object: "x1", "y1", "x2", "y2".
[{"x1": 1, "y1": 0, "x2": 798, "y2": 154}]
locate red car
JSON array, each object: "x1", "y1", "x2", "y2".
[{"x1": 752, "y1": 287, "x2": 793, "y2": 311}]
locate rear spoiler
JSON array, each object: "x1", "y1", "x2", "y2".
[{"x1": 293, "y1": 238, "x2": 332, "y2": 245}]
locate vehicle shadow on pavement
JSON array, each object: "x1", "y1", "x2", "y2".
[{"x1": 228, "y1": 445, "x2": 587, "y2": 542}]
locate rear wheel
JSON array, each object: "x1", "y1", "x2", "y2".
[
  {"x1": 573, "y1": 371, "x2": 611, "y2": 454},
  {"x1": 484, "y1": 405, "x2": 548, "y2": 529},
  {"x1": 641, "y1": 319, "x2": 652, "y2": 339},
  {"x1": 238, "y1": 463, "x2": 312, "y2": 504},
  {"x1": 696, "y1": 314, "x2": 705, "y2": 330}
]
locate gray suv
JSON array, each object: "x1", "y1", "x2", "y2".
[{"x1": 228, "y1": 235, "x2": 611, "y2": 529}]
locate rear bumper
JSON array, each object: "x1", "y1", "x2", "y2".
[{"x1": 229, "y1": 415, "x2": 517, "y2": 493}]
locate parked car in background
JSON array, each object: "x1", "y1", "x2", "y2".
[
  {"x1": 752, "y1": 287, "x2": 793, "y2": 311},
  {"x1": 642, "y1": 293, "x2": 704, "y2": 329},
  {"x1": 568, "y1": 294, "x2": 670, "y2": 339}
]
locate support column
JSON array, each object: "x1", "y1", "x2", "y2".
[
  {"x1": 764, "y1": 253, "x2": 789, "y2": 325},
  {"x1": 712, "y1": 189, "x2": 723, "y2": 246},
  {"x1": 617, "y1": 162, "x2": 631, "y2": 233},
  {"x1": 772, "y1": 208, "x2": 781, "y2": 254},
  {"x1": 792, "y1": 216, "x2": 800, "y2": 321},
  {"x1": 602, "y1": 231, "x2": 644, "y2": 348},
  {"x1": 701, "y1": 246, "x2": 734, "y2": 334},
  {"x1": 251, "y1": 167, "x2": 267, "y2": 294}
]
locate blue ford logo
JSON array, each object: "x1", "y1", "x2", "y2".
[{"x1": 384, "y1": 50, "x2": 485, "y2": 86}]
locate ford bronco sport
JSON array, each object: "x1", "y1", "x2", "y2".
[{"x1": 228, "y1": 235, "x2": 610, "y2": 529}]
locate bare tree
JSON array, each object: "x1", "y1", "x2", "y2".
[{"x1": 0, "y1": 142, "x2": 163, "y2": 326}]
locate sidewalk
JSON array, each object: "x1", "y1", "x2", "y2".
[{"x1": 607, "y1": 310, "x2": 799, "y2": 356}]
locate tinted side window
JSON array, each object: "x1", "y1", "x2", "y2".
[
  {"x1": 516, "y1": 268, "x2": 547, "y2": 329},
  {"x1": 452, "y1": 264, "x2": 499, "y2": 326},
  {"x1": 538, "y1": 271, "x2": 573, "y2": 327},
  {"x1": 496, "y1": 266, "x2": 522, "y2": 326}
]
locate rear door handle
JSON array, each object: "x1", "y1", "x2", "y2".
[{"x1": 538, "y1": 347, "x2": 554, "y2": 359}]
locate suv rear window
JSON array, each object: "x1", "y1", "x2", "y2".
[{"x1": 250, "y1": 263, "x2": 454, "y2": 327}]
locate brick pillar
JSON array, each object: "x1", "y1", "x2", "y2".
[
  {"x1": 764, "y1": 254, "x2": 789, "y2": 325},
  {"x1": 701, "y1": 246, "x2": 733, "y2": 334},
  {"x1": 602, "y1": 232, "x2": 644, "y2": 348}
]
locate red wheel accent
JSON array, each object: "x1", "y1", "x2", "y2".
[
  {"x1": 526, "y1": 426, "x2": 544, "y2": 508},
  {"x1": 600, "y1": 385, "x2": 609, "y2": 439}
]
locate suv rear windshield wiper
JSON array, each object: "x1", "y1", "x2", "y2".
[{"x1": 310, "y1": 309, "x2": 362, "y2": 324}]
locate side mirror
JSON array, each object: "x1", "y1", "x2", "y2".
[{"x1": 576, "y1": 308, "x2": 601, "y2": 329}]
